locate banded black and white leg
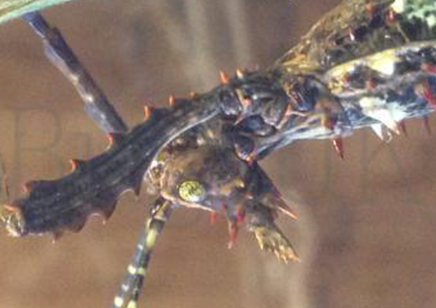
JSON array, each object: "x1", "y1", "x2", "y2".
[{"x1": 113, "y1": 198, "x2": 173, "y2": 308}]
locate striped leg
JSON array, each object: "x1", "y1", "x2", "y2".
[
  {"x1": 23, "y1": 12, "x2": 128, "y2": 134},
  {"x1": 112, "y1": 198, "x2": 173, "y2": 308}
]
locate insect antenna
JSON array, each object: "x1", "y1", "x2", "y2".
[
  {"x1": 21, "y1": 11, "x2": 179, "y2": 305},
  {"x1": 21, "y1": 12, "x2": 178, "y2": 307},
  {"x1": 112, "y1": 198, "x2": 173, "y2": 308},
  {"x1": 23, "y1": 11, "x2": 128, "y2": 134}
]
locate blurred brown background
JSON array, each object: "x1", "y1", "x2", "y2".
[{"x1": 1, "y1": 0, "x2": 436, "y2": 307}]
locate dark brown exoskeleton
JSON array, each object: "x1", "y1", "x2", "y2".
[{"x1": 1, "y1": 1, "x2": 436, "y2": 307}]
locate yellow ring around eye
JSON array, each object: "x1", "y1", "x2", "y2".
[{"x1": 178, "y1": 180, "x2": 206, "y2": 203}]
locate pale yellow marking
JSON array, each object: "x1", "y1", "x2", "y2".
[
  {"x1": 114, "y1": 296, "x2": 124, "y2": 307},
  {"x1": 128, "y1": 264, "x2": 137, "y2": 275},
  {"x1": 366, "y1": 51, "x2": 399, "y2": 76},
  {"x1": 326, "y1": 41, "x2": 436, "y2": 95},
  {"x1": 137, "y1": 267, "x2": 146, "y2": 276},
  {"x1": 70, "y1": 72, "x2": 80, "y2": 83},
  {"x1": 325, "y1": 61, "x2": 358, "y2": 85},
  {"x1": 235, "y1": 178, "x2": 245, "y2": 189},
  {"x1": 360, "y1": 96, "x2": 408, "y2": 123},
  {"x1": 327, "y1": 49, "x2": 399, "y2": 81},
  {"x1": 127, "y1": 301, "x2": 138, "y2": 308},
  {"x1": 146, "y1": 229, "x2": 158, "y2": 248},
  {"x1": 391, "y1": 0, "x2": 406, "y2": 13},
  {"x1": 84, "y1": 93, "x2": 95, "y2": 103},
  {"x1": 206, "y1": 128, "x2": 215, "y2": 139},
  {"x1": 359, "y1": 97, "x2": 401, "y2": 134}
]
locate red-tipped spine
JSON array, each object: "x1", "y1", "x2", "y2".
[
  {"x1": 332, "y1": 138, "x2": 344, "y2": 160},
  {"x1": 69, "y1": 159, "x2": 84, "y2": 171},
  {"x1": 227, "y1": 222, "x2": 238, "y2": 249},
  {"x1": 23, "y1": 182, "x2": 33, "y2": 193},
  {"x1": 236, "y1": 68, "x2": 244, "y2": 79},
  {"x1": 169, "y1": 95, "x2": 176, "y2": 107},
  {"x1": 143, "y1": 105, "x2": 153, "y2": 120},
  {"x1": 236, "y1": 207, "x2": 246, "y2": 224},
  {"x1": 422, "y1": 63, "x2": 436, "y2": 74},
  {"x1": 209, "y1": 211, "x2": 218, "y2": 225},
  {"x1": 220, "y1": 70, "x2": 230, "y2": 84},
  {"x1": 423, "y1": 87, "x2": 436, "y2": 108}
]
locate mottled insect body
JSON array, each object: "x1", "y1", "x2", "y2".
[
  {"x1": 1, "y1": 0, "x2": 436, "y2": 308},
  {"x1": 146, "y1": 120, "x2": 298, "y2": 248}
]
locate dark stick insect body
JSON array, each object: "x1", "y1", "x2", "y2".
[{"x1": 1, "y1": 0, "x2": 436, "y2": 307}]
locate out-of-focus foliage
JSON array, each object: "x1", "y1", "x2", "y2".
[{"x1": 0, "y1": 0, "x2": 74, "y2": 24}]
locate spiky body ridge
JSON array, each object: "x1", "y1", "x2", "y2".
[
  {"x1": 1, "y1": 1, "x2": 436, "y2": 307},
  {"x1": 1, "y1": 0, "x2": 436, "y2": 267}
]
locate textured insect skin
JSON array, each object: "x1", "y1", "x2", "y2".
[
  {"x1": 277, "y1": 0, "x2": 436, "y2": 72},
  {"x1": 3, "y1": 69, "x2": 293, "y2": 236},
  {"x1": 3, "y1": 0, "x2": 436, "y2": 252},
  {"x1": 1, "y1": 0, "x2": 436, "y2": 307},
  {"x1": 146, "y1": 119, "x2": 298, "y2": 249}
]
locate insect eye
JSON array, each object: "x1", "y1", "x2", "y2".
[{"x1": 178, "y1": 180, "x2": 206, "y2": 203}]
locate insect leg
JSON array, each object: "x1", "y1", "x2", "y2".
[
  {"x1": 22, "y1": 12, "x2": 128, "y2": 134},
  {"x1": 112, "y1": 198, "x2": 173, "y2": 308}
]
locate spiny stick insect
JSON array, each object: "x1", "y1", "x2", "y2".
[
  {"x1": 1, "y1": 0, "x2": 436, "y2": 307},
  {"x1": 2, "y1": 7, "x2": 300, "y2": 308}
]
